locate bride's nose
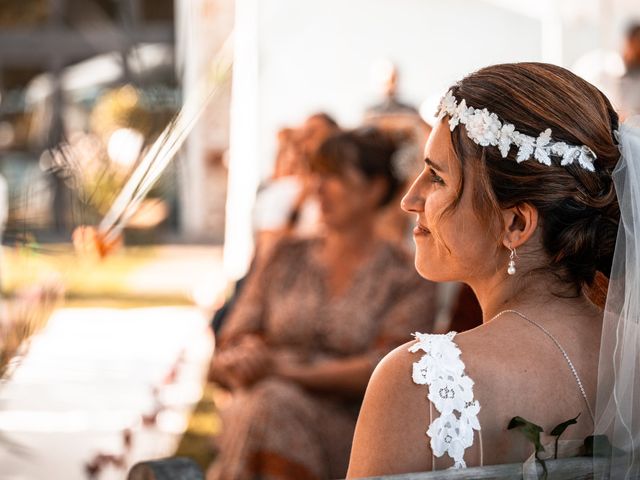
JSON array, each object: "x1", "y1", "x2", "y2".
[{"x1": 401, "y1": 177, "x2": 424, "y2": 213}]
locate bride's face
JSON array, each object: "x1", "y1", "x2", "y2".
[{"x1": 401, "y1": 120, "x2": 502, "y2": 282}]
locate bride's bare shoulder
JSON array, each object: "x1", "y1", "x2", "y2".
[
  {"x1": 347, "y1": 340, "x2": 432, "y2": 477},
  {"x1": 359, "y1": 339, "x2": 427, "y2": 423},
  {"x1": 348, "y1": 331, "x2": 503, "y2": 477}
]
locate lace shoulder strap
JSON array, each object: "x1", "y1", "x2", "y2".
[{"x1": 409, "y1": 331, "x2": 481, "y2": 469}]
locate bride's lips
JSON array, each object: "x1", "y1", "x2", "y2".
[{"x1": 413, "y1": 222, "x2": 431, "y2": 236}]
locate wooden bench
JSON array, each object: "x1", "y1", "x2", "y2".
[
  {"x1": 127, "y1": 456, "x2": 637, "y2": 480},
  {"x1": 360, "y1": 456, "x2": 616, "y2": 479}
]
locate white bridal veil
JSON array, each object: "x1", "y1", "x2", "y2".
[{"x1": 595, "y1": 116, "x2": 640, "y2": 479}]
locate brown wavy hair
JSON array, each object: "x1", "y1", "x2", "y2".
[
  {"x1": 445, "y1": 63, "x2": 620, "y2": 299},
  {"x1": 310, "y1": 127, "x2": 403, "y2": 208}
]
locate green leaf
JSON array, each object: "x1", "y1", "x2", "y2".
[
  {"x1": 508, "y1": 416, "x2": 547, "y2": 480},
  {"x1": 550, "y1": 413, "x2": 580, "y2": 437},
  {"x1": 550, "y1": 413, "x2": 580, "y2": 459},
  {"x1": 508, "y1": 416, "x2": 545, "y2": 453}
]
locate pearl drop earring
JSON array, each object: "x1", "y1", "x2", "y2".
[{"x1": 507, "y1": 246, "x2": 517, "y2": 275}]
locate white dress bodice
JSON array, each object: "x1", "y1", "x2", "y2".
[{"x1": 410, "y1": 332, "x2": 481, "y2": 469}]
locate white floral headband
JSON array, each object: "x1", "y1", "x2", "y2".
[{"x1": 437, "y1": 90, "x2": 597, "y2": 172}]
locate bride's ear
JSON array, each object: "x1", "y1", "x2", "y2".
[{"x1": 500, "y1": 203, "x2": 539, "y2": 249}]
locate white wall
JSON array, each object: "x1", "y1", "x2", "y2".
[{"x1": 257, "y1": 0, "x2": 543, "y2": 176}]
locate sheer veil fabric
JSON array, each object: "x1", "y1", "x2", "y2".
[{"x1": 595, "y1": 116, "x2": 640, "y2": 478}]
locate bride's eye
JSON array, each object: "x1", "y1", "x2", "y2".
[{"x1": 429, "y1": 168, "x2": 445, "y2": 186}]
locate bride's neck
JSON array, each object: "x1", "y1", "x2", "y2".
[{"x1": 470, "y1": 270, "x2": 596, "y2": 324}]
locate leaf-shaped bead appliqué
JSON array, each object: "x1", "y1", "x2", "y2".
[{"x1": 516, "y1": 135, "x2": 535, "y2": 163}]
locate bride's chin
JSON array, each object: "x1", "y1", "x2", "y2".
[
  {"x1": 415, "y1": 257, "x2": 453, "y2": 283},
  {"x1": 414, "y1": 262, "x2": 436, "y2": 281}
]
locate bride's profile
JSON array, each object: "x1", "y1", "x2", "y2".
[{"x1": 347, "y1": 62, "x2": 639, "y2": 478}]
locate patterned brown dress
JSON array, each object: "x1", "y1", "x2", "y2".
[{"x1": 208, "y1": 236, "x2": 437, "y2": 480}]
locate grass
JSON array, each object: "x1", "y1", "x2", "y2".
[
  {"x1": 173, "y1": 383, "x2": 222, "y2": 471},
  {"x1": 3, "y1": 243, "x2": 173, "y2": 300},
  {"x1": 1, "y1": 242, "x2": 224, "y2": 306},
  {"x1": 62, "y1": 296, "x2": 192, "y2": 308}
]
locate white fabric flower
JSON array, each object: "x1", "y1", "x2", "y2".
[
  {"x1": 426, "y1": 333, "x2": 461, "y2": 360},
  {"x1": 465, "y1": 109, "x2": 501, "y2": 147},
  {"x1": 459, "y1": 400, "x2": 481, "y2": 443},
  {"x1": 410, "y1": 332, "x2": 456, "y2": 354},
  {"x1": 441, "y1": 90, "x2": 457, "y2": 116},
  {"x1": 456, "y1": 100, "x2": 473, "y2": 125},
  {"x1": 427, "y1": 413, "x2": 458, "y2": 454},
  {"x1": 427, "y1": 375, "x2": 457, "y2": 414},
  {"x1": 428, "y1": 374, "x2": 474, "y2": 415},
  {"x1": 412, "y1": 354, "x2": 431, "y2": 385},
  {"x1": 409, "y1": 332, "x2": 433, "y2": 352},
  {"x1": 448, "y1": 99, "x2": 471, "y2": 130},
  {"x1": 448, "y1": 115, "x2": 459, "y2": 131},
  {"x1": 427, "y1": 413, "x2": 468, "y2": 468},
  {"x1": 464, "y1": 110, "x2": 485, "y2": 140},
  {"x1": 413, "y1": 353, "x2": 463, "y2": 387}
]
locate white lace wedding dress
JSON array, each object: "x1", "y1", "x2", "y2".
[{"x1": 410, "y1": 332, "x2": 482, "y2": 469}]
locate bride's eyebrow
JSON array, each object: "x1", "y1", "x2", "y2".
[{"x1": 425, "y1": 157, "x2": 447, "y2": 174}]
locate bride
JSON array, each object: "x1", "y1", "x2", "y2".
[{"x1": 347, "y1": 62, "x2": 639, "y2": 478}]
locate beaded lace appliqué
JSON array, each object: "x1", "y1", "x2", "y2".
[
  {"x1": 438, "y1": 90, "x2": 597, "y2": 172},
  {"x1": 409, "y1": 332, "x2": 481, "y2": 469}
]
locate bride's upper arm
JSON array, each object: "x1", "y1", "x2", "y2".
[{"x1": 347, "y1": 341, "x2": 432, "y2": 478}]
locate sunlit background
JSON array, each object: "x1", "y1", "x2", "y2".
[{"x1": 0, "y1": 0, "x2": 638, "y2": 478}]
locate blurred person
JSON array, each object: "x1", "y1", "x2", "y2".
[
  {"x1": 363, "y1": 61, "x2": 432, "y2": 248},
  {"x1": 272, "y1": 127, "x2": 300, "y2": 178},
  {"x1": 365, "y1": 61, "x2": 419, "y2": 120},
  {"x1": 254, "y1": 113, "x2": 340, "y2": 253},
  {"x1": 368, "y1": 123, "x2": 430, "y2": 247},
  {"x1": 212, "y1": 115, "x2": 339, "y2": 334},
  {"x1": 251, "y1": 126, "x2": 309, "y2": 263},
  {"x1": 617, "y1": 22, "x2": 640, "y2": 118},
  {"x1": 206, "y1": 127, "x2": 437, "y2": 480},
  {"x1": 298, "y1": 112, "x2": 341, "y2": 160},
  {"x1": 0, "y1": 172, "x2": 6, "y2": 293}
]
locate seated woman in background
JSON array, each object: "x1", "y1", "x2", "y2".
[
  {"x1": 207, "y1": 127, "x2": 438, "y2": 480},
  {"x1": 211, "y1": 113, "x2": 339, "y2": 334}
]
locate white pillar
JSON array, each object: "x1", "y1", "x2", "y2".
[
  {"x1": 176, "y1": 0, "x2": 233, "y2": 242},
  {"x1": 223, "y1": 0, "x2": 260, "y2": 280},
  {"x1": 176, "y1": 0, "x2": 207, "y2": 239}
]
